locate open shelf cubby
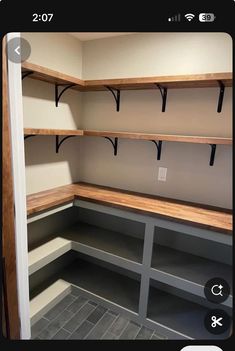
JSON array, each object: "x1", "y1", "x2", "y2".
[
  {"x1": 150, "y1": 226, "x2": 232, "y2": 306},
  {"x1": 30, "y1": 254, "x2": 141, "y2": 315},
  {"x1": 147, "y1": 280, "x2": 231, "y2": 340},
  {"x1": 28, "y1": 221, "x2": 144, "y2": 276},
  {"x1": 151, "y1": 244, "x2": 232, "y2": 288}
]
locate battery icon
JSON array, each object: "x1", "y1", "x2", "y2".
[{"x1": 199, "y1": 13, "x2": 216, "y2": 22}]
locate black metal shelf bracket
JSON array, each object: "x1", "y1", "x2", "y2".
[
  {"x1": 24, "y1": 135, "x2": 35, "y2": 140},
  {"x1": 105, "y1": 86, "x2": 120, "y2": 111},
  {"x1": 217, "y1": 81, "x2": 225, "y2": 113},
  {"x1": 22, "y1": 71, "x2": 33, "y2": 80},
  {"x1": 56, "y1": 135, "x2": 76, "y2": 153},
  {"x1": 155, "y1": 84, "x2": 168, "y2": 112},
  {"x1": 104, "y1": 137, "x2": 118, "y2": 156},
  {"x1": 151, "y1": 140, "x2": 163, "y2": 160},
  {"x1": 55, "y1": 84, "x2": 76, "y2": 107},
  {"x1": 209, "y1": 144, "x2": 217, "y2": 166}
]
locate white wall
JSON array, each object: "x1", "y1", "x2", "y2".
[
  {"x1": 22, "y1": 32, "x2": 83, "y2": 78},
  {"x1": 22, "y1": 32, "x2": 232, "y2": 208},
  {"x1": 82, "y1": 33, "x2": 232, "y2": 79},
  {"x1": 80, "y1": 33, "x2": 232, "y2": 208},
  {"x1": 21, "y1": 33, "x2": 83, "y2": 194}
]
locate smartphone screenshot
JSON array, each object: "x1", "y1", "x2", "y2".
[{"x1": 1, "y1": 1, "x2": 233, "y2": 350}]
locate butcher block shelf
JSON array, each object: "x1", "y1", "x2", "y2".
[
  {"x1": 84, "y1": 130, "x2": 232, "y2": 145},
  {"x1": 24, "y1": 128, "x2": 231, "y2": 145},
  {"x1": 22, "y1": 62, "x2": 232, "y2": 90},
  {"x1": 26, "y1": 182, "x2": 232, "y2": 234},
  {"x1": 24, "y1": 128, "x2": 84, "y2": 136},
  {"x1": 22, "y1": 62, "x2": 84, "y2": 90},
  {"x1": 84, "y1": 72, "x2": 232, "y2": 91}
]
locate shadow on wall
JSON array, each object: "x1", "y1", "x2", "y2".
[
  {"x1": 24, "y1": 136, "x2": 80, "y2": 165},
  {"x1": 22, "y1": 79, "x2": 81, "y2": 129},
  {"x1": 24, "y1": 136, "x2": 81, "y2": 193}
]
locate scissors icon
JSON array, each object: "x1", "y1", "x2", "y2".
[
  {"x1": 211, "y1": 316, "x2": 223, "y2": 328},
  {"x1": 211, "y1": 284, "x2": 223, "y2": 297}
]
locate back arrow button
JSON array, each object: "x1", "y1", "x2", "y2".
[{"x1": 15, "y1": 46, "x2": 21, "y2": 56}]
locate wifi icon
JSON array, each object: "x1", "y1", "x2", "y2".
[{"x1": 185, "y1": 13, "x2": 195, "y2": 21}]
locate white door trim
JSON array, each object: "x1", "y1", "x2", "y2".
[{"x1": 7, "y1": 32, "x2": 30, "y2": 339}]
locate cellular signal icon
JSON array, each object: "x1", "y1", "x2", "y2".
[{"x1": 168, "y1": 14, "x2": 181, "y2": 22}]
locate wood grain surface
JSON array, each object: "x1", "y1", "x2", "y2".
[
  {"x1": 2, "y1": 36, "x2": 20, "y2": 339},
  {"x1": 84, "y1": 130, "x2": 232, "y2": 145},
  {"x1": 24, "y1": 128, "x2": 84, "y2": 136},
  {"x1": 22, "y1": 61, "x2": 84, "y2": 90},
  {"x1": 27, "y1": 183, "x2": 232, "y2": 234},
  {"x1": 23, "y1": 129, "x2": 232, "y2": 145},
  {"x1": 22, "y1": 62, "x2": 232, "y2": 91}
]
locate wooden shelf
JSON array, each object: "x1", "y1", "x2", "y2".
[
  {"x1": 24, "y1": 128, "x2": 84, "y2": 136},
  {"x1": 26, "y1": 182, "x2": 232, "y2": 234},
  {"x1": 24, "y1": 128, "x2": 232, "y2": 145},
  {"x1": 22, "y1": 63, "x2": 232, "y2": 91},
  {"x1": 84, "y1": 130, "x2": 232, "y2": 145},
  {"x1": 26, "y1": 184, "x2": 75, "y2": 215},
  {"x1": 84, "y1": 72, "x2": 232, "y2": 91},
  {"x1": 22, "y1": 62, "x2": 84, "y2": 91}
]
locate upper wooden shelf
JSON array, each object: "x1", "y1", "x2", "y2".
[
  {"x1": 24, "y1": 128, "x2": 232, "y2": 145},
  {"x1": 22, "y1": 62, "x2": 232, "y2": 91},
  {"x1": 24, "y1": 128, "x2": 83, "y2": 136},
  {"x1": 26, "y1": 182, "x2": 232, "y2": 234},
  {"x1": 84, "y1": 130, "x2": 232, "y2": 145},
  {"x1": 22, "y1": 62, "x2": 84, "y2": 91},
  {"x1": 84, "y1": 73, "x2": 232, "y2": 91}
]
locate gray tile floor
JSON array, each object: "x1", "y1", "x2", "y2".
[{"x1": 31, "y1": 287, "x2": 167, "y2": 340}]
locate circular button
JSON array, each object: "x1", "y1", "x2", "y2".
[
  {"x1": 204, "y1": 309, "x2": 231, "y2": 335},
  {"x1": 6, "y1": 38, "x2": 31, "y2": 63},
  {"x1": 204, "y1": 278, "x2": 230, "y2": 304}
]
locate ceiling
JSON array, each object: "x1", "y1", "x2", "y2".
[{"x1": 69, "y1": 32, "x2": 135, "y2": 41}]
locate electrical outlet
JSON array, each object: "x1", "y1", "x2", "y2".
[{"x1": 158, "y1": 167, "x2": 167, "y2": 181}]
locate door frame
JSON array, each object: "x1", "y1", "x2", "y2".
[{"x1": 2, "y1": 32, "x2": 30, "y2": 339}]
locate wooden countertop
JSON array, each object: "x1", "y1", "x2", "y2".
[{"x1": 27, "y1": 183, "x2": 232, "y2": 235}]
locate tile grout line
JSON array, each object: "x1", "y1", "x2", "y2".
[
  {"x1": 100, "y1": 313, "x2": 121, "y2": 340},
  {"x1": 84, "y1": 311, "x2": 118, "y2": 340},
  {"x1": 132, "y1": 325, "x2": 142, "y2": 340},
  {"x1": 83, "y1": 311, "x2": 110, "y2": 340},
  {"x1": 65, "y1": 302, "x2": 98, "y2": 337},
  {"x1": 60, "y1": 328, "x2": 72, "y2": 339},
  {"x1": 115, "y1": 320, "x2": 130, "y2": 339},
  {"x1": 34, "y1": 295, "x2": 85, "y2": 339},
  {"x1": 148, "y1": 329, "x2": 155, "y2": 340},
  {"x1": 134, "y1": 326, "x2": 155, "y2": 340},
  {"x1": 103, "y1": 312, "x2": 120, "y2": 335}
]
